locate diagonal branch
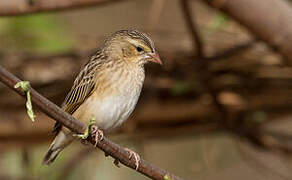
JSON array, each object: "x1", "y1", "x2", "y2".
[
  {"x1": 0, "y1": 0, "x2": 126, "y2": 16},
  {"x1": 204, "y1": 40, "x2": 257, "y2": 61},
  {"x1": 180, "y1": 0, "x2": 204, "y2": 58},
  {"x1": 0, "y1": 65, "x2": 183, "y2": 180}
]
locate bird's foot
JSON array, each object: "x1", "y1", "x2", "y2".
[
  {"x1": 90, "y1": 125, "x2": 104, "y2": 146},
  {"x1": 74, "y1": 116, "x2": 98, "y2": 140},
  {"x1": 125, "y1": 148, "x2": 140, "y2": 170},
  {"x1": 114, "y1": 159, "x2": 120, "y2": 168},
  {"x1": 81, "y1": 139, "x2": 90, "y2": 145},
  {"x1": 111, "y1": 148, "x2": 140, "y2": 170},
  {"x1": 105, "y1": 152, "x2": 120, "y2": 167}
]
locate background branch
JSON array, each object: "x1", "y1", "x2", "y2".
[
  {"x1": 202, "y1": 0, "x2": 292, "y2": 63},
  {"x1": 0, "y1": 65, "x2": 183, "y2": 180},
  {"x1": 180, "y1": 0, "x2": 227, "y2": 127},
  {"x1": 180, "y1": 0, "x2": 204, "y2": 58},
  {"x1": 0, "y1": 0, "x2": 126, "y2": 16}
]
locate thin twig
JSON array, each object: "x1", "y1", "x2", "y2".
[
  {"x1": 204, "y1": 40, "x2": 257, "y2": 61},
  {"x1": 180, "y1": 0, "x2": 228, "y2": 127},
  {"x1": 0, "y1": 65, "x2": 183, "y2": 180},
  {"x1": 0, "y1": 0, "x2": 126, "y2": 16},
  {"x1": 180, "y1": 0, "x2": 204, "y2": 58}
]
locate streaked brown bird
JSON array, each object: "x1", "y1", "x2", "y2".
[{"x1": 42, "y1": 30, "x2": 162, "y2": 168}]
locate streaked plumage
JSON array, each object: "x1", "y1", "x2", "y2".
[{"x1": 43, "y1": 30, "x2": 162, "y2": 165}]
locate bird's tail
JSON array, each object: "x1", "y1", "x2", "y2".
[{"x1": 42, "y1": 130, "x2": 73, "y2": 165}]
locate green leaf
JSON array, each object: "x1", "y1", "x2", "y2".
[
  {"x1": 164, "y1": 174, "x2": 172, "y2": 180},
  {"x1": 74, "y1": 116, "x2": 96, "y2": 139},
  {"x1": 14, "y1": 81, "x2": 36, "y2": 122}
]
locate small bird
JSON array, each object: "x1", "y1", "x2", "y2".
[{"x1": 42, "y1": 30, "x2": 162, "y2": 168}]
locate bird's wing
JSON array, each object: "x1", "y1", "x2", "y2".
[{"x1": 53, "y1": 50, "x2": 104, "y2": 134}]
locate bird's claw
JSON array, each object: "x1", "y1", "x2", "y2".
[
  {"x1": 114, "y1": 159, "x2": 120, "y2": 168},
  {"x1": 91, "y1": 125, "x2": 104, "y2": 146},
  {"x1": 81, "y1": 139, "x2": 90, "y2": 145},
  {"x1": 111, "y1": 148, "x2": 140, "y2": 170},
  {"x1": 125, "y1": 148, "x2": 140, "y2": 170}
]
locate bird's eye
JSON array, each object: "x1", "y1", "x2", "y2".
[{"x1": 136, "y1": 46, "x2": 144, "y2": 52}]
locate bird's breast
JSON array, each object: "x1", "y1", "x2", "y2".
[
  {"x1": 73, "y1": 82, "x2": 142, "y2": 131},
  {"x1": 73, "y1": 64, "x2": 144, "y2": 130}
]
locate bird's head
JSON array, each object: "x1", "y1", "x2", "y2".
[{"x1": 103, "y1": 30, "x2": 162, "y2": 66}]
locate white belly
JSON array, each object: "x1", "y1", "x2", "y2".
[{"x1": 73, "y1": 92, "x2": 140, "y2": 131}]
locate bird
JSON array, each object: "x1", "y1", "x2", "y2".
[{"x1": 42, "y1": 29, "x2": 162, "y2": 169}]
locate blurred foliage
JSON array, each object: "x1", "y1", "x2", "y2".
[
  {"x1": 0, "y1": 14, "x2": 73, "y2": 53},
  {"x1": 245, "y1": 111, "x2": 268, "y2": 124},
  {"x1": 171, "y1": 81, "x2": 193, "y2": 96},
  {"x1": 1, "y1": 145, "x2": 81, "y2": 180},
  {"x1": 208, "y1": 13, "x2": 229, "y2": 33}
]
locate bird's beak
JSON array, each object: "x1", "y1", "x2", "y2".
[{"x1": 148, "y1": 52, "x2": 163, "y2": 65}]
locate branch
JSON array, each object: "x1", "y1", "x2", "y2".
[
  {"x1": 204, "y1": 40, "x2": 257, "y2": 61},
  {"x1": 179, "y1": 1, "x2": 227, "y2": 124},
  {"x1": 202, "y1": 0, "x2": 292, "y2": 63},
  {"x1": 179, "y1": 1, "x2": 228, "y2": 119},
  {"x1": 0, "y1": 0, "x2": 126, "y2": 16},
  {"x1": 0, "y1": 65, "x2": 183, "y2": 180},
  {"x1": 180, "y1": 0, "x2": 204, "y2": 58}
]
